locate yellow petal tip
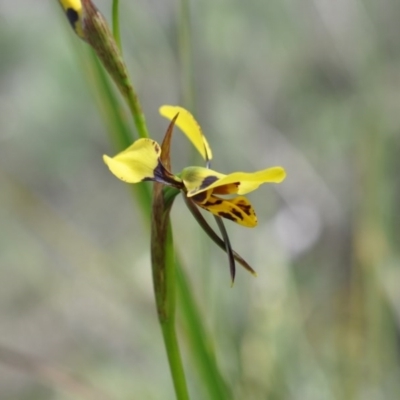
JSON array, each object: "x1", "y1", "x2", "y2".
[
  {"x1": 159, "y1": 105, "x2": 212, "y2": 161},
  {"x1": 275, "y1": 167, "x2": 287, "y2": 183}
]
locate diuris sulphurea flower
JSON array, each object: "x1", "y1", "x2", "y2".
[{"x1": 104, "y1": 106, "x2": 286, "y2": 282}]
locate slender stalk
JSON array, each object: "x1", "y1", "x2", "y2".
[
  {"x1": 125, "y1": 90, "x2": 149, "y2": 139},
  {"x1": 161, "y1": 320, "x2": 190, "y2": 400},
  {"x1": 108, "y1": 40, "x2": 149, "y2": 139},
  {"x1": 160, "y1": 226, "x2": 190, "y2": 400},
  {"x1": 110, "y1": 0, "x2": 149, "y2": 141},
  {"x1": 112, "y1": 0, "x2": 122, "y2": 51},
  {"x1": 151, "y1": 184, "x2": 189, "y2": 400},
  {"x1": 178, "y1": 0, "x2": 194, "y2": 109}
]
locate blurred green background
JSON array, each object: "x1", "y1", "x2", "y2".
[{"x1": 1, "y1": 0, "x2": 400, "y2": 399}]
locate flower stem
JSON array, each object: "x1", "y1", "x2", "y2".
[
  {"x1": 151, "y1": 186, "x2": 190, "y2": 400},
  {"x1": 110, "y1": 0, "x2": 148, "y2": 139},
  {"x1": 161, "y1": 320, "x2": 190, "y2": 400},
  {"x1": 112, "y1": 0, "x2": 122, "y2": 51},
  {"x1": 160, "y1": 226, "x2": 190, "y2": 400},
  {"x1": 178, "y1": 0, "x2": 194, "y2": 109}
]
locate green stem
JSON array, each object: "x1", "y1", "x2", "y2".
[
  {"x1": 161, "y1": 226, "x2": 190, "y2": 400},
  {"x1": 110, "y1": 0, "x2": 148, "y2": 139},
  {"x1": 126, "y1": 91, "x2": 149, "y2": 139},
  {"x1": 161, "y1": 320, "x2": 190, "y2": 400},
  {"x1": 112, "y1": 0, "x2": 122, "y2": 51},
  {"x1": 178, "y1": 0, "x2": 194, "y2": 109},
  {"x1": 151, "y1": 187, "x2": 189, "y2": 400}
]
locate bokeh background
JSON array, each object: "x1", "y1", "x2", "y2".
[{"x1": 1, "y1": 0, "x2": 400, "y2": 399}]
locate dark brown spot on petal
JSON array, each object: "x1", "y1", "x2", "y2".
[
  {"x1": 201, "y1": 197, "x2": 223, "y2": 206},
  {"x1": 154, "y1": 143, "x2": 160, "y2": 153},
  {"x1": 202, "y1": 200, "x2": 214, "y2": 207},
  {"x1": 231, "y1": 208, "x2": 244, "y2": 220},
  {"x1": 66, "y1": 8, "x2": 79, "y2": 32},
  {"x1": 237, "y1": 203, "x2": 252, "y2": 216},
  {"x1": 200, "y1": 175, "x2": 219, "y2": 190},
  {"x1": 218, "y1": 211, "x2": 237, "y2": 222},
  {"x1": 192, "y1": 191, "x2": 207, "y2": 203}
]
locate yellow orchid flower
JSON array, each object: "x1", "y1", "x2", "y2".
[
  {"x1": 103, "y1": 106, "x2": 286, "y2": 281},
  {"x1": 104, "y1": 105, "x2": 286, "y2": 228}
]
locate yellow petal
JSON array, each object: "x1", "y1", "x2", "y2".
[
  {"x1": 181, "y1": 166, "x2": 225, "y2": 196},
  {"x1": 159, "y1": 105, "x2": 213, "y2": 161},
  {"x1": 103, "y1": 138, "x2": 161, "y2": 183},
  {"x1": 185, "y1": 166, "x2": 286, "y2": 197},
  {"x1": 194, "y1": 195, "x2": 257, "y2": 227},
  {"x1": 235, "y1": 167, "x2": 286, "y2": 194}
]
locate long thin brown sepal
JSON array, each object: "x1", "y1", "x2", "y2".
[
  {"x1": 214, "y1": 216, "x2": 236, "y2": 284},
  {"x1": 183, "y1": 195, "x2": 257, "y2": 278}
]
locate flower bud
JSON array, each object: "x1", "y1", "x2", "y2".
[{"x1": 59, "y1": 0, "x2": 133, "y2": 100}]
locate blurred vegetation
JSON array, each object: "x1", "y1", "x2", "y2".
[{"x1": 1, "y1": 0, "x2": 400, "y2": 399}]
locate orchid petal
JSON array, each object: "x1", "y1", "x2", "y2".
[
  {"x1": 184, "y1": 166, "x2": 286, "y2": 197},
  {"x1": 159, "y1": 105, "x2": 213, "y2": 161},
  {"x1": 194, "y1": 194, "x2": 257, "y2": 227},
  {"x1": 103, "y1": 138, "x2": 162, "y2": 183}
]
